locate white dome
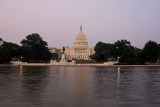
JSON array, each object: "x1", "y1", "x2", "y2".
[{"x1": 74, "y1": 26, "x2": 88, "y2": 48}]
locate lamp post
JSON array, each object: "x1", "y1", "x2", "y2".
[
  {"x1": 117, "y1": 56, "x2": 120, "y2": 62},
  {"x1": 20, "y1": 56, "x2": 23, "y2": 61},
  {"x1": 116, "y1": 46, "x2": 120, "y2": 62}
]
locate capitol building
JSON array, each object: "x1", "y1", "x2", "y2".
[{"x1": 49, "y1": 26, "x2": 95, "y2": 60}]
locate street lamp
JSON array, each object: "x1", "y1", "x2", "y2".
[
  {"x1": 117, "y1": 56, "x2": 120, "y2": 62},
  {"x1": 20, "y1": 56, "x2": 23, "y2": 61}
]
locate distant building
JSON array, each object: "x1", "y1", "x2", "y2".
[
  {"x1": 48, "y1": 47, "x2": 61, "y2": 58},
  {"x1": 48, "y1": 26, "x2": 95, "y2": 60}
]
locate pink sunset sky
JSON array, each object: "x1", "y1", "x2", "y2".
[{"x1": 0, "y1": 0, "x2": 160, "y2": 48}]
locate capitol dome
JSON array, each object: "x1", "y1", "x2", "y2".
[{"x1": 74, "y1": 26, "x2": 88, "y2": 48}]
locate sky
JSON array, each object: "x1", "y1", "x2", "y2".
[{"x1": 0, "y1": 0, "x2": 160, "y2": 49}]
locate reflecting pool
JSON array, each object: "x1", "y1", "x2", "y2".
[{"x1": 0, "y1": 66, "x2": 160, "y2": 107}]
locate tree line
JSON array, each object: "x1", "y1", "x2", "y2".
[
  {"x1": 90, "y1": 40, "x2": 160, "y2": 64},
  {"x1": 0, "y1": 33, "x2": 51, "y2": 64},
  {"x1": 1, "y1": 34, "x2": 160, "y2": 65}
]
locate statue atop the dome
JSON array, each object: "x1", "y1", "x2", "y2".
[{"x1": 80, "y1": 25, "x2": 82, "y2": 31}]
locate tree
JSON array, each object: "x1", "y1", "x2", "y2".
[
  {"x1": 143, "y1": 40, "x2": 160, "y2": 63},
  {"x1": 1, "y1": 41, "x2": 21, "y2": 63},
  {"x1": 159, "y1": 44, "x2": 160, "y2": 61},
  {"x1": 91, "y1": 42, "x2": 113, "y2": 62},
  {"x1": 111, "y1": 40, "x2": 135, "y2": 62},
  {"x1": 91, "y1": 40, "x2": 137, "y2": 64},
  {"x1": 18, "y1": 46, "x2": 33, "y2": 62},
  {"x1": 0, "y1": 38, "x2": 3, "y2": 63},
  {"x1": 21, "y1": 33, "x2": 51, "y2": 61},
  {"x1": 0, "y1": 38, "x2": 24, "y2": 63},
  {"x1": 0, "y1": 37, "x2": 3, "y2": 45}
]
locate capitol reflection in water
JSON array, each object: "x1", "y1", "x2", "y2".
[{"x1": 0, "y1": 66, "x2": 160, "y2": 107}]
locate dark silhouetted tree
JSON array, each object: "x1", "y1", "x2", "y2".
[
  {"x1": 21, "y1": 33, "x2": 51, "y2": 61},
  {"x1": 143, "y1": 40, "x2": 160, "y2": 63},
  {"x1": 1, "y1": 41, "x2": 21, "y2": 63}
]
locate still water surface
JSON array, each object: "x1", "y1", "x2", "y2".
[{"x1": 0, "y1": 66, "x2": 160, "y2": 107}]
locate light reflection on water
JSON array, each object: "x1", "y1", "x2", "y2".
[{"x1": 0, "y1": 66, "x2": 160, "y2": 107}]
